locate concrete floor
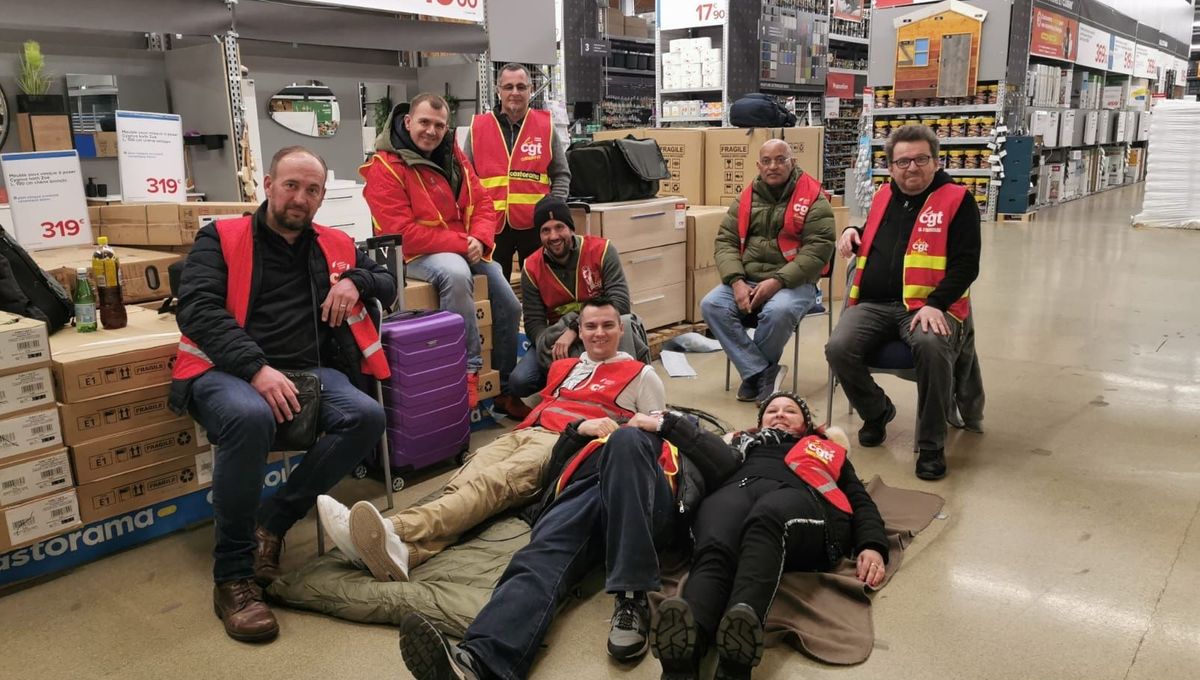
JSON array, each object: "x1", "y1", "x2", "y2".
[{"x1": 4, "y1": 183, "x2": 1200, "y2": 679}]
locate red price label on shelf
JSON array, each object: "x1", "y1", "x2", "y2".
[
  {"x1": 660, "y1": 0, "x2": 728, "y2": 30},
  {"x1": 117, "y1": 110, "x2": 186, "y2": 204},
  {"x1": 40, "y1": 219, "x2": 85, "y2": 239},
  {"x1": 145, "y1": 177, "x2": 182, "y2": 195}
]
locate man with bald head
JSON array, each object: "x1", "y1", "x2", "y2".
[
  {"x1": 171, "y1": 146, "x2": 395, "y2": 643},
  {"x1": 702, "y1": 139, "x2": 835, "y2": 405}
]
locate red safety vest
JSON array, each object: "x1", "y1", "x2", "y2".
[
  {"x1": 523, "y1": 235, "x2": 610, "y2": 324},
  {"x1": 783, "y1": 435, "x2": 851, "y2": 514},
  {"x1": 553, "y1": 436, "x2": 680, "y2": 497},
  {"x1": 360, "y1": 145, "x2": 481, "y2": 263},
  {"x1": 471, "y1": 109, "x2": 553, "y2": 230},
  {"x1": 171, "y1": 216, "x2": 390, "y2": 382},
  {"x1": 737, "y1": 171, "x2": 831, "y2": 275},
  {"x1": 848, "y1": 182, "x2": 972, "y2": 321},
  {"x1": 516, "y1": 357, "x2": 643, "y2": 434}
]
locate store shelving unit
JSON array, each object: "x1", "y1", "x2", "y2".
[{"x1": 655, "y1": 17, "x2": 729, "y2": 126}]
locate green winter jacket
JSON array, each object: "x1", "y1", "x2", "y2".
[{"x1": 713, "y1": 168, "x2": 835, "y2": 288}]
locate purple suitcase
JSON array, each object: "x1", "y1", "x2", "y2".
[{"x1": 379, "y1": 310, "x2": 470, "y2": 471}]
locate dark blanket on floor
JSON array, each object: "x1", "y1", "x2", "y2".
[{"x1": 652, "y1": 476, "x2": 944, "y2": 666}]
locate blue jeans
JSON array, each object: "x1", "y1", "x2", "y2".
[
  {"x1": 462, "y1": 428, "x2": 676, "y2": 680},
  {"x1": 700, "y1": 281, "x2": 819, "y2": 382},
  {"x1": 189, "y1": 368, "x2": 385, "y2": 584},
  {"x1": 507, "y1": 350, "x2": 546, "y2": 398},
  {"x1": 406, "y1": 253, "x2": 520, "y2": 387}
]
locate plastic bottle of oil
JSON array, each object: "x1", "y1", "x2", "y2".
[{"x1": 92, "y1": 236, "x2": 127, "y2": 329}]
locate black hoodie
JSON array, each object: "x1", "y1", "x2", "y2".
[{"x1": 848, "y1": 170, "x2": 981, "y2": 311}]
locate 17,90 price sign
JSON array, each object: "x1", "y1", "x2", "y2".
[
  {"x1": 0, "y1": 150, "x2": 93, "y2": 251},
  {"x1": 659, "y1": 0, "x2": 728, "y2": 30},
  {"x1": 116, "y1": 110, "x2": 187, "y2": 204}
]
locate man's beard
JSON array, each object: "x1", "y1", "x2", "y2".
[{"x1": 273, "y1": 206, "x2": 313, "y2": 232}]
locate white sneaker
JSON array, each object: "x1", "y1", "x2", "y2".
[
  {"x1": 349, "y1": 500, "x2": 410, "y2": 582},
  {"x1": 317, "y1": 495, "x2": 363, "y2": 567}
]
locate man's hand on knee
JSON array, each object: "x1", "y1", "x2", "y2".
[
  {"x1": 909, "y1": 306, "x2": 950, "y2": 336},
  {"x1": 251, "y1": 366, "x2": 302, "y2": 423}
]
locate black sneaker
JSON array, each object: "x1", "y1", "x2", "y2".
[
  {"x1": 651, "y1": 597, "x2": 701, "y2": 680},
  {"x1": 608, "y1": 591, "x2": 651, "y2": 662},
  {"x1": 399, "y1": 612, "x2": 482, "y2": 680},
  {"x1": 857, "y1": 399, "x2": 896, "y2": 448},
  {"x1": 714, "y1": 603, "x2": 764, "y2": 680},
  {"x1": 754, "y1": 364, "x2": 783, "y2": 407},
  {"x1": 916, "y1": 448, "x2": 947, "y2": 480},
  {"x1": 736, "y1": 377, "x2": 758, "y2": 402}
]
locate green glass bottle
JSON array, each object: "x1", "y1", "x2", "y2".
[{"x1": 74, "y1": 266, "x2": 98, "y2": 333}]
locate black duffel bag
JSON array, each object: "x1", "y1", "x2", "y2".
[
  {"x1": 0, "y1": 226, "x2": 73, "y2": 332},
  {"x1": 729, "y1": 93, "x2": 797, "y2": 128},
  {"x1": 568, "y1": 136, "x2": 670, "y2": 203}
]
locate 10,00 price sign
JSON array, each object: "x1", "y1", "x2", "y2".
[
  {"x1": 116, "y1": 110, "x2": 186, "y2": 204},
  {"x1": 0, "y1": 150, "x2": 93, "y2": 251}
]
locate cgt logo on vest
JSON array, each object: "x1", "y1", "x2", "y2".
[
  {"x1": 917, "y1": 209, "x2": 945, "y2": 232},
  {"x1": 805, "y1": 439, "x2": 836, "y2": 464},
  {"x1": 328, "y1": 259, "x2": 351, "y2": 285},
  {"x1": 911, "y1": 238, "x2": 931, "y2": 254},
  {"x1": 519, "y1": 137, "x2": 544, "y2": 162},
  {"x1": 793, "y1": 202, "x2": 810, "y2": 217},
  {"x1": 582, "y1": 266, "x2": 602, "y2": 295}
]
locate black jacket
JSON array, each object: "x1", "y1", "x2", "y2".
[
  {"x1": 521, "y1": 412, "x2": 741, "y2": 533},
  {"x1": 169, "y1": 206, "x2": 397, "y2": 413},
  {"x1": 848, "y1": 170, "x2": 981, "y2": 312}
]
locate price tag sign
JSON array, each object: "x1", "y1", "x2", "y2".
[
  {"x1": 115, "y1": 110, "x2": 186, "y2": 204},
  {"x1": 0, "y1": 150, "x2": 92, "y2": 251},
  {"x1": 659, "y1": 0, "x2": 728, "y2": 30}
]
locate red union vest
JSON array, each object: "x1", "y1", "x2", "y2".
[
  {"x1": 515, "y1": 357, "x2": 643, "y2": 434},
  {"x1": 554, "y1": 435, "x2": 680, "y2": 497},
  {"x1": 848, "y1": 182, "x2": 972, "y2": 321},
  {"x1": 784, "y1": 435, "x2": 851, "y2": 514},
  {"x1": 523, "y1": 235, "x2": 610, "y2": 324},
  {"x1": 737, "y1": 171, "x2": 831, "y2": 275},
  {"x1": 360, "y1": 145, "x2": 480, "y2": 263},
  {"x1": 171, "y1": 216, "x2": 390, "y2": 382},
  {"x1": 471, "y1": 109, "x2": 553, "y2": 230}
]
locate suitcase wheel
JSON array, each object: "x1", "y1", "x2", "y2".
[
  {"x1": 391, "y1": 475, "x2": 406, "y2": 492},
  {"x1": 352, "y1": 463, "x2": 369, "y2": 480}
]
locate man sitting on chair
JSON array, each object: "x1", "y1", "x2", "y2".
[
  {"x1": 701, "y1": 138, "x2": 835, "y2": 406},
  {"x1": 825, "y1": 124, "x2": 981, "y2": 481}
]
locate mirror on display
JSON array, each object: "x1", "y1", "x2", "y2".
[
  {"x1": 0, "y1": 83, "x2": 8, "y2": 149},
  {"x1": 66, "y1": 74, "x2": 120, "y2": 134},
  {"x1": 268, "y1": 81, "x2": 340, "y2": 138}
]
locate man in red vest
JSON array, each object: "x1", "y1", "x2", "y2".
[
  {"x1": 509, "y1": 196, "x2": 633, "y2": 397},
  {"x1": 169, "y1": 147, "x2": 395, "y2": 643},
  {"x1": 361, "y1": 93, "x2": 524, "y2": 415},
  {"x1": 465, "y1": 63, "x2": 571, "y2": 281},
  {"x1": 826, "y1": 124, "x2": 982, "y2": 480},
  {"x1": 703, "y1": 139, "x2": 836, "y2": 406},
  {"x1": 316, "y1": 298, "x2": 664, "y2": 587}
]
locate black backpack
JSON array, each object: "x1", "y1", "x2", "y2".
[
  {"x1": 0, "y1": 226, "x2": 73, "y2": 332},
  {"x1": 567, "y1": 136, "x2": 670, "y2": 203},
  {"x1": 729, "y1": 93, "x2": 797, "y2": 128}
]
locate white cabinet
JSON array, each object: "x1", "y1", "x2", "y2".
[
  {"x1": 316, "y1": 181, "x2": 373, "y2": 242},
  {"x1": 0, "y1": 205, "x2": 12, "y2": 235}
]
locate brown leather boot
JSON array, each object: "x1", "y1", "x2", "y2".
[
  {"x1": 213, "y1": 579, "x2": 279, "y2": 642},
  {"x1": 252, "y1": 526, "x2": 283, "y2": 587}
]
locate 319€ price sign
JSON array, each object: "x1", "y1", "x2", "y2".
[
  {"x1": 0, "y1": 150, "x2": 93, "y2": 251},
  {"x1": 659, "y1": 0, "x2": 728, "y2": 30},
  {"x1": 116, "y1": 110, "x2": 187, "y2": 204}
]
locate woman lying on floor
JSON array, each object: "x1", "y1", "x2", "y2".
[{"x1": 651, "y1": 392, "x2": 889, "y2": 680}]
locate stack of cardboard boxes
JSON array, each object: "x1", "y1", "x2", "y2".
[
  {"x1": 684, "y1": 206, "x2": 727, "y2": 323},
  {"x1": 0, "y1": 313, "x2": 79, "y2": 553},
  {"x1": 89, "y1": 201, "x2": 259, "y2": 250},
  {"x1": 32, "y1": 245, "x2": 181, "y2": 305}
]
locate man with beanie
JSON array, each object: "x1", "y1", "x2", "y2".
[
  {"x1": 509, "y1": 196, "x2": 633, "y2": 397},
  {"x1": 702, "y1": 139, "x2": 836, "y2": 407},
  {"x1": 360, "y1": 93, "x2": 525, "y2": 415}
]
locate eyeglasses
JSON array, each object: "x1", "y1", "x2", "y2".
[
  {"x1": 759, "y1": 156, "x2": 792, "y2": 167},
  {"x1": 891, "y1": 155, "x2": 933, "y2": 169}
]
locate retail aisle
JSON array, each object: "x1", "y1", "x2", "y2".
[{"x1": 3, "y1": 184, "x2": 1198, "y2": 680}]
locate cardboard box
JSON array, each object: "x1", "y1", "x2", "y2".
[
  {"x1": 94, "y1": 131, "x2": 118, "y2": 157},
  {"x1": 476, "y1": 369, "x2": 500, "y2": 400},
  {"x1": 58, "y1": 384, "x2": 175, "y2": 446},
  {"x1": 49, "y1": 307, "x2": 179, "y2": 403},
  {"x1": 0, "y1": 312, "x2": 51, "y2": 377},
  {"x1": 570, "y1": 197, "x2": 687, "y2": 254},
  {"x1": 474, "y1": 299, "x2": 492, "y2": 327},
  {"x1": 69, "y1": 417, "x2": 207, "y2": 484},
  {"x1": 686, "y1": 206, "x2": 727, "y2": 270},
  {"x1": 176, "y1": 202, "x2": 260, "y2": 230},
  {"x1": 478, "y1": 324, "x2": 493, "y2": 352},
  {"x1": 639, "y1": 128, "x2": 706, "y2": 205},
  {"x1": 0, "y1": 407, "x2": 63, "y2": 464},
  {"x1": 32, "y1": 245, "x2": 180, "y2": 304},
  {"x1": 624, "y1": 15, "x2": 649, "y2": 38},
  {"x1": 403, "y1": 274, "x2": 487, "y2": 311},
  {"x1": 704, "y1": 128, "x2": 792, "y2": 207},
  {"x1": 76, "y1": 450, "x2": 211, "y2": 524},
  {"x1": 0, "y1": 449, "x2": 72, "y2": 508},
  {"x1": 0, "y1": 489, "x2": 81, "y2": 552},
  {"x1": 0, "y1": 366, "x2": 55, "y2": 419},
  {"x1": 685, "y1": 266, "x2": 721, "y2": 322},
  {"x1": 603, "y1": 7, "x2": 625, "y2": 35}
]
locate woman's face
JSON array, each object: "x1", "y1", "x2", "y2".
[{"x1": 761, "y1": 397, "x2": 808, "y2": 435}]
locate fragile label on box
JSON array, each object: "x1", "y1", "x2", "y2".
[
  {"x1": 0, "y1": 449, "x2": 72, "y2": 508},
  {"x1": 77, "y1": 453, "x2": 202, "y2": 524},
  {"x1": 59, "y1": 385, "x2": 174, "y2": 446},
  {"x1": 70, "y1": 417, "x2": 208, "y2": 484},
  {"x1": 1, "y1": 490, "x2": 80, "y2": 551},
  {"x1": 0, "y1": 409, "x2": 62, "y2": 463},
  {"x1": 0, "y1": 367, "x2": 54, "y2": 419}
]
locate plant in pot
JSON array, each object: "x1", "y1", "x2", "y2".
[{"x1": 16, "y1": 40, "x2": 66, "y2": 114}]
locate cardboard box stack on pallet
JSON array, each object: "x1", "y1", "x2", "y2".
[
  {"x1": 684, "y1": 206, "x2": 727, "y2": 323},
  {"x1": 89, "y1": 201, "x2": 259, "y2": 251},
  {"x1": 0, "y1": 313, "x2": 78, "y2": 553},
  {"x1": 401, "y1": 273, "x2": 499, "y2": 401},
  {"x1": 32, "y1": 246, "x2": 181, "y2": 305}
]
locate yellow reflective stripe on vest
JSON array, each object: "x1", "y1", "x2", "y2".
[
  {"x1": 507, "y1": 192, "x2": 544, "y2": 206},
  {"x1": 902, "y1": 284, "x2": 937, "y2": 299},
  {"x1": 848, "y1": 285, "x2": 861, "y2": 298},
  {"x1": 492, "y1": 200, "x2": 508, "y2": 210},
  {"x1": 903, "y1": 254, "x2": 947, "y2": 270},
  {"x1": 480, "y1": 176, "x2": 509, "y2": 189}
]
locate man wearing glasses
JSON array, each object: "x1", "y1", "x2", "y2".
[
  {"x1": 702, "y1": 139, "x2": 836, "y2": 406},
  {"x1": 826, "y1": 124, "x2": 981, "y2": 480}
]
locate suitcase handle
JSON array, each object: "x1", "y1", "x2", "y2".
[{"x1": 383, "y1": 309, "x2": 437, "y2": 323}]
